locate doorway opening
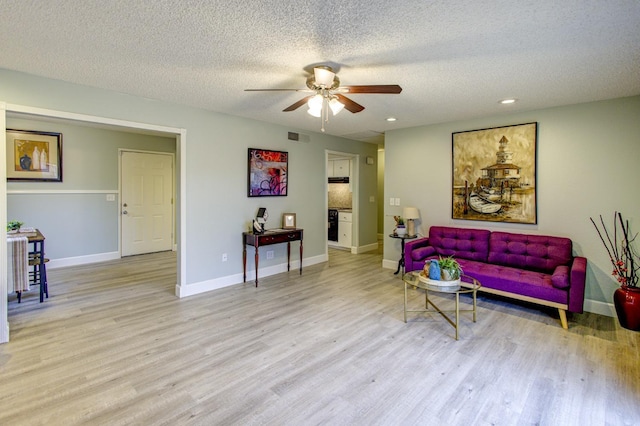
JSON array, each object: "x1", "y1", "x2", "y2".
[
  {"x1": 326, "y1": 151, "x2": 358, "y2": 253},
  {"x1": 2, "y1": 103, "x2": 186, "y2": 343}
]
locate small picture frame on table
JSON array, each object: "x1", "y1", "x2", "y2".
[{"x1": 282, "y1": 213, "x2": 296, "y2": 229}]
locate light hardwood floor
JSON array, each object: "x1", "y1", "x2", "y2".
[{"x1": 2, "y1": 247, "x2": 639, "y2": 425}]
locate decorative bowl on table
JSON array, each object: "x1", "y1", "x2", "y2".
[{"x1": 418, "y1": 271, "x2": 461, "y2": 289}]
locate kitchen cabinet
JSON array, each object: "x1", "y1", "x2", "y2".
[
  {"x1": 338, "y1": 211, "x2": 352, "y2": 248},
  {"x1": 328, "y1": 159, "x2": 350, "y2": 177}
]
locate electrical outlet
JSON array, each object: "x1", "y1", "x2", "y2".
[
  {"x1": 106, "y1": 194, "x2": 115, "y2": 202},
  {"x1": 369, "y1": 195, "x2": 375, "y2": 202},
  {"x1": 266, "y1": 250, "x2": 274, "y2": 259},
  {"x1": 222, "y1": 253, "x2": 227, "y2": 262},
  {"x1": 395, "y1": 198, "x2": 401, "y2": 206}
]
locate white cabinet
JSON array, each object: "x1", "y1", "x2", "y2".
[
  {"x1": 338, "y1": 212, "x2": 352, "y2": 248},
  {"x1": 328, "y1": 159, "x2": 350, "y2": 177}
]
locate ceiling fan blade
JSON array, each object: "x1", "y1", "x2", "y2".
[
  {"x1": 283, "y1": 96, "x2": 313, "y2": 112},
  {"x1": 245, "y1": 88, "x2": 311, "y2": 92},
  {"x1": 339, "y1": 85, "x2": 403, "y2": 94},
  {"x1": 335, "y1": 94, "x2": 365, "y2": 113}
]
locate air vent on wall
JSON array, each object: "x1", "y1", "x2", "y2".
[{"x1": 288, "y1": 132, "x2": 310, "y2": 142}]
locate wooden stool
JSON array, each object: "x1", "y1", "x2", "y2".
[{"x1": 27, "y1": 255, "x2": 49, "y2": 303}]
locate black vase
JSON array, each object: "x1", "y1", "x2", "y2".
[{"x1": 20, "y1": 154, "x2": 32, "y2": 170}]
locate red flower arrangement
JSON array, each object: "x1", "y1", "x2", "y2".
[{"x1": 591, "y1": 212, "x2": 638, "y2": 287}]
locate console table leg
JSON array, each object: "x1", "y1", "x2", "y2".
[
  {"x1": 299, "y1": 240, "x2": 303, "y2": 275},
  {"x1": 243, "y1": 246, "x2": 247, "y2": 283},
  {"x1": 254, "y1": 247, "x2": 259, "y2": 287},
  {"x1": 287, "y1": 241, "x2": 291, "y2": 272}
]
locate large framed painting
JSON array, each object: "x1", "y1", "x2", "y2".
[
  {"x1": 452, "y1": 122, "x2": 537, "y2": 224},
  {"x1": 247, "y1": 148, "x2": 288, "y2": 197},
  {"x1": 6, "y1": 129, "x2": 63, "y2": 182}
]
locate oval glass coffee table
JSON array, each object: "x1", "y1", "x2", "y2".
[{"x1": 403, "y1": 271, "x2": 481, "y2": 340}]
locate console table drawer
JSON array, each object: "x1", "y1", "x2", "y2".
[{"x1": 261, "y1": 231, "x2": 301, "y2": 244}]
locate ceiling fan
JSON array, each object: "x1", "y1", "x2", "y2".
[{"x1": 245, "y1": 65, "x2": 402, "y2": 131}]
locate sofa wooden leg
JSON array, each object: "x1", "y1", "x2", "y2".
[{"x1": 558, "y1": 309, "x2": 568, "y2": 329}]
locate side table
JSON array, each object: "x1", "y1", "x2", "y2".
[{"x1": 389, "y1": 233, "x2": 417, "y2": 275}]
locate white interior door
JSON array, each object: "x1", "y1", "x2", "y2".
[{"x1": 121, "y1": 151, "x2": 174, "y2": 256}]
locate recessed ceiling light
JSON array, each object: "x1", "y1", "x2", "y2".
[
  {"x1": 386, "y1": 117, "x2": 397, "y2": 122},
  {"x1": 499, "y1": 98, "x2": 517, "y2": 105}
]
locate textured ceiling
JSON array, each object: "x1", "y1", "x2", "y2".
[{"x1": 1, "y1": 1, "x2": 639, "y2": 143}]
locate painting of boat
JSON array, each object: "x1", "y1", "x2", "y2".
[
  {"x1": 479, "y1": 185, "x2": 501, "y2": 201},
  {"x1": 469, "y1": 192, "x2": 502, "y2": 214}
]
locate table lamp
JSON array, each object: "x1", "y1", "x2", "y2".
[{"x1": 403, "y1": 207, "x2": 420, "y2": 237}]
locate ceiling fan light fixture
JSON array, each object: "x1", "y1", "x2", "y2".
[
  {"x1": 314, "y1": 66, "x2": 335, "y2": 88},
  {"x1": 307, "y1": 107, "x2": 322, "y2": 118},
  {"x1": 307, "y1": 94, "x2": 324, "y2": 109},
  {"x1": 329, "y1": 97, "x2": 344, "y2": 115}
]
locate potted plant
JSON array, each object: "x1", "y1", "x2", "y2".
[
  {"x1": 394, "y1": 216, "x2": 406, "y2": 236},
  {"x1": 591, "y1": 212, "x2": 640, "y2": 331},
  {"x1": 438, "y1": 256, "x2": 462, "y2": 281},
  {"x1": 7, "y1": 220, "x2": 23, "y2": 233}
]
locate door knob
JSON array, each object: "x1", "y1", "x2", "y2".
[{"x1": 122, "y1": 210, "x2": 128, "y2": 215}]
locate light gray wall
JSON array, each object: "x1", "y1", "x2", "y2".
[
  {"x1": 384, "y1": 96, "x2": 640, "y2": 312},
  {"x1": 377, "y1": 148, "x2": 385, "y2": 235},
  {"x1": 1, "y1": 69, "x2": 379, "y2": 289},
  {"x1": 7, "y1": 118, "x2": 176, "y2": 260}
]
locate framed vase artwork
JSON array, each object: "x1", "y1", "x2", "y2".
[
  {"x1": 452, "y1": 122, "x2": 537, "y2": 224},
  {"x1": 247, "y1": 148, "x2": 288, "y2": 197},
  {"x1": 6, "y1": 129, "x2": 63, "y2": 182}
]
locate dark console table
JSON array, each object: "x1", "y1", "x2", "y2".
[{"x1": 243, "y1": 228, "x2": 303, "y2": 286}]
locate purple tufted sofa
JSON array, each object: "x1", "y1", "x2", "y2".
[{"x1": 404, "y1": 226, "x2": 587, "y2": 329}]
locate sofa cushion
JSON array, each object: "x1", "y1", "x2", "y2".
[
  {"x1": 458, "y1": 259, "x2": 568, "y2": 306},
  {"x1": 488, "y1": 232, "x2": 573, "y2": 274},
  {"x1": 411, "y1": 245, "x2": 436, "y2": 261},
  {"x1": 551, "y1": 265, "x2": 570, "y2": 289},
  {"x1": 428, "y1": 226, "x2": 490, "y2": 262}
]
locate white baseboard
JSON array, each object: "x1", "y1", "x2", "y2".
[
  {"x1": 583, "y1": 299, "x2": 615, "y2": 317},
  {"x1": 47, "y1": 251, "x2": 120, "y2": 269},
  {"x1": 354, "y1": 242, "x2": 378, "y2": 254},
  {"x1": 177, "y1": 253, "x2": 328, "y2": 298},
  {"x1": 382, "y1": 258, "x2": 398, "y2": 271}
]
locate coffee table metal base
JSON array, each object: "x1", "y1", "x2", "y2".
[{"x1": 403, "y1": 272, "x2": 480, "y2": 340}]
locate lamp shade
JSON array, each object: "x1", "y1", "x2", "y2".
[
  {"x1": 307, "y1": 94, "x2": 323, "y2": 109},
  {"x1": 329, "y1": 97, "x2": 344, "y2": 115},
  {"x1": 314, "y1": 67, "x2": 336, "y2": 87},
  {"x1": 403, "y1": 207, "x2": 420, "y2": 220}
]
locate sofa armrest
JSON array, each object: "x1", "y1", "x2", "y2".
[
  {"x1": 568, "y1": 256, "x2": 587, "y2": 313},
  {"x1": 404, "y1": 237, "x2": 432, "y2": 273}
]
